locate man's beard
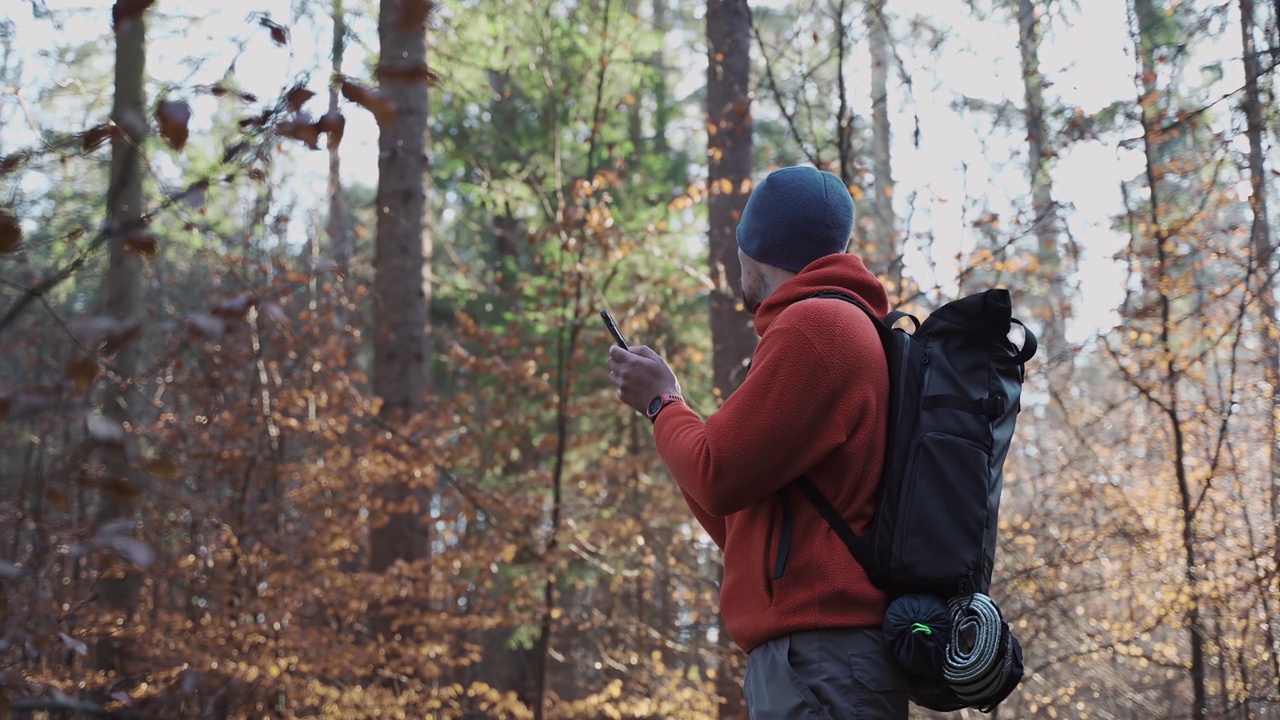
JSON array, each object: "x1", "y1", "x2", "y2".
[{"x1": 741, "y1": 284, "x2": 762, "y2": 315}]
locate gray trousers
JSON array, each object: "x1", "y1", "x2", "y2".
[{"x1": 743, "y1": 627, "x2": 909, "y2": 720}]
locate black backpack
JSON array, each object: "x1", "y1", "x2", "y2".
[
  {"x1": 796, "y1": 287, "x2": 1036, "y2": 598},
  {"x1": 791, "y1": 288, "x2": 1036, "y2": 712}
]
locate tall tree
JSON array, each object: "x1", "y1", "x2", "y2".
[
  {"x1": 707, "y1": 1, "x2": 754, "y2": 716},
  {"x1": 370, "y1": 0, "x2": 432, "y2": 573},
  {"x1": 94, "y1": 0, "x2": 149, "y2": 672},
  {"x1": 866, "y1": 0, "x2": 901, "y2": 298},
  {"x1": 707, "y1": 0, "x2": 755, "y2": 404},
  {"x1": 1129, "y1": 0, "x2": 1207, "y2": 714},
  {"x1": 1238, "y1": 0, "x2": 1278, "y2": 581},
  {"x1": 327, "y1": 0, "x2": 351, "y2": 274},
  {"x1": 1016, "y1": 0, "x2": 1067, "y2": 353}
]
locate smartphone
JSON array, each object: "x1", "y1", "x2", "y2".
[{"x1": 599, "y1": 309, "x2": 629, "y2": 349}]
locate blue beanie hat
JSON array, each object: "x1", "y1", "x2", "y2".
[{"x1": 736, "y1": 166, "x2": 855, "y2": 273}]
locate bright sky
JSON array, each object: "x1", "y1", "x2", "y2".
[{"x1": 0, "y1": 0, "x2": 1254, "y2": 345}]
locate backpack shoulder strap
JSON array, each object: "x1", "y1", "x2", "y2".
[
  {"x1": 796, "y1": 475, "x2": 870, "y2": 569},
  {"x1": 783, "y1": 290, "x2": 900, "y2": 573}
]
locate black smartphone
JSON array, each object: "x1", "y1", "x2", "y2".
[{"x1": 599, "y1": 309, "x2": 629, "y2": 349}]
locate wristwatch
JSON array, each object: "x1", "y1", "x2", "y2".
[{"x1": 646, "y1": 392, "x2": 683, "y2": 422}]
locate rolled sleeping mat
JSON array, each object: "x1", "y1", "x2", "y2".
[{"x1": 943, "y1": 593, "x2": 1025, "y2": 711}]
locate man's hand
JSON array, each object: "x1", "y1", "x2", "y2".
[{"x1": 606, "y1": 345, "x2": 682, "y2": 415}]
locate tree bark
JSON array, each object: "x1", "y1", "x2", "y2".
[
  {"x1": 94, "y1": 0, "x2": 148, "y2": 674},
  {"x1": 327, "y1": 0, "x2": 351, "y2": 274},
  {"x1": 1016, "y1": 0, "x2": 1066, "y2": 354},
  {"x1": 707, "y1": 1, "x2": 755, "y2": 716},
  {"x1": 370, "y1": 0, "x2": 432, "y2": 574},
  {"x1": 1130, "y1": 1, "x2": 1207, "y2": 714},
  {"x1": 707, "y1": 0, "x2": 756, "y2": 405},
  {"x1": 1239, "y1": 0, "x2": 1280, "y2": 690},
  {"x1": 867, "y1": 0, "x2": 900, "y2": 298},
  {"x1": 706, "y1": 0, "x2": 752, "y2": 712}
]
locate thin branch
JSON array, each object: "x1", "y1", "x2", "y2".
[{"x1": 745, "y1": 3, "x2": 820, "y2": 166}]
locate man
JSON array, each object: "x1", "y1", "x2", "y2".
[{"x1": 606, "y1": 165, "x2": 908, "y2": 719}]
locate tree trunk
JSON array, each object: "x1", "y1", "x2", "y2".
[
  {"x1": 867, "y1": 0, "x2": 900, "y2": 298},
  {"x1": 707, "y1": 0, "x2": 756, "y2": 405},
  {"x1": 370, "y1": 0, "x2": 432, "y2": 574},
  {"x1": 1238, "y1": 0, "x2": 1279, "y2": 633},
  {"x1": 94, "y1": 0, "x2": 148, "y2": 674},
  {"x1": 707, "y1": 1, "x2": 754, "y2": 716},
  {"x1": 327, "y1": 0, "x2": 351, "y2": 275},
  {"x1": 652, "y1": 0, "x2": 670, "y2": 156},
  {"x1": 1017, "y1": 0, "x2": 1066, "y2": 354},
  {"x1": 1131, "y1": 2, "x2": 1207, "y2": 714}
]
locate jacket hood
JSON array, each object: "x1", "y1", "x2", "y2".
[{"x1": 753, "y1": 253, "x2": 890, "y2": 336}]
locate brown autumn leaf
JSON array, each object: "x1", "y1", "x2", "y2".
[
  {"x1": 0, "y1": 208, "x2": 20, "y2": 254},
  {"x1": 398, "y1": 0, "x2": 436, "y2": 31},
  {"x1": 112, "y1": 0, "x2": 156, "y2": 29},
  {"x1": 156, "y1": 100, "x2": 192, "y2": 151},
  {"x1": 317, "y1": 111, "x2": 345, "y2": 149},
  {"x1": 286, "y1": 85, "x2": 315, "y2": 113},
  {"x1": 341, "y1": 79, "x2": 396, "y2": 126},
  {"x1": 278, "y1": 118, "x2": 322, "y2": 150},
  {"x1": 145, "y1": 456, "x2": 181, "y2": 479},
  {"x1": 122, "y1": 229, "x2": 158, "y2": 258},
  {"x1": 66, "y1": 359, "x2": 99, "y2": 393},
  {"x1": 259, "y1": 16, "x2": 290, "y2": 46},
  {"x1": 82, "y1": 123, "x2": 115, "y2": 152},
  {"x1": 377, "y1": 61, "x2": 441, "y2": 86}
]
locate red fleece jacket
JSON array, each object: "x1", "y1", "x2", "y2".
[{"x1": 654, "y1": 253, "x2": 891, "y2": 653}]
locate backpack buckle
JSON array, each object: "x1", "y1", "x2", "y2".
[{"x1": 981, "y1": 396, "x2": 1005, "y2": 418}]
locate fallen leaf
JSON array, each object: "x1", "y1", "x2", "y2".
[
  {"x1": 341, "y1": 79, "x2": 396, "y2": 126},
  {"x1": 0, "y1": 208, "x2": 20, "y2": 254},
  {"x1": 66, "y1": 359, "x2": 98, "y2": 393},
  {"x1": 59, "y1": 632, "x2": 88, "y2": 657},
  {"x1": 259, "y1": 16, "x2": 290, "y2": 46},
  {"x1": 156, "y1": 100, "x2": 192, "y2": 151},
  {"x1": 87, "y1": 413, "x2": 127, "y2": 445},
  {"x1": 285, "y1": 85, "x2": 315, "y2": 113}
]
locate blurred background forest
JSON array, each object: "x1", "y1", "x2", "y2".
[{"x1": 1, "y1": 0, "x2": 1278, "y2": 717}]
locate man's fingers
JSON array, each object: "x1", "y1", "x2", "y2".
[{"x1": 632, "y1": 345, "x2": 661, "y2": 361}]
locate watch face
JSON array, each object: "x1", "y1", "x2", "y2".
[{"x1": 647, "y1": 396, "x2": 663, "y2": 416}]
